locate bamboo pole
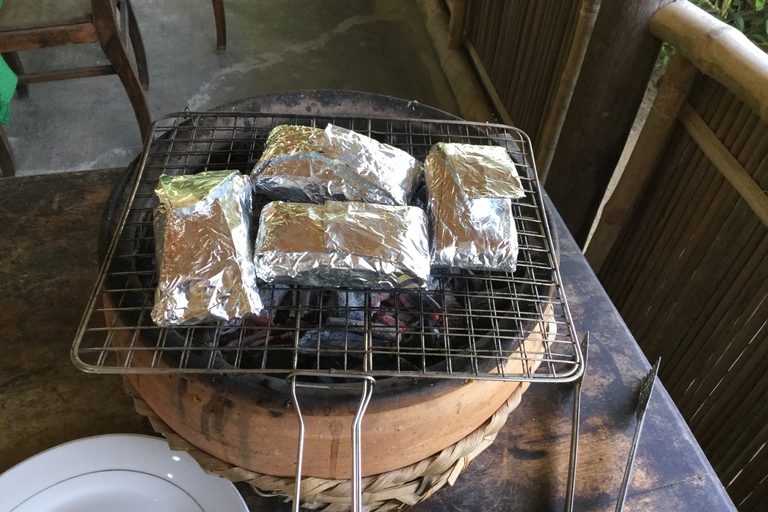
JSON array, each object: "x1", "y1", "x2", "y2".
[
  {"x1": 448, "y1": 0, "x2": 467, "y2": 49},
  {"x1": 678, "y1": 101, "x2": 768, "y2": 229},
  {"x1": 415, "y1": 0, "x2": 495, "y2": 123},
  {"x1": 536, "y1": 0, "x2": 602, "y2": 183},
  {"x1": 650, "y1": 0, "x2": 768, "y2": 125},
  {"x1": 535, "y1": 0, "x2": 581, "y2": 147},
  {"x1": 585, "y1": 54, "x2": 699, "y2": 272}
]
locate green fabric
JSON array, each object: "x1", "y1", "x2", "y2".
[{"x1": 0, "y1": 0, "x2": 17, "y2": 125}]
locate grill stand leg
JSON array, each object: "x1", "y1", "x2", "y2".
[
  {"x1": 289, "y1": 374, "x2": 376, "y2": 512},
  {"x1": 565, "y1": 332, "x2": 590, "y2": 512},
  {"x1": 614, "y1": 358, "x2": 660, "y2": 512}
]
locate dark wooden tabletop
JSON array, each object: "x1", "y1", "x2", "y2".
[{"x1": 0, "y1": 166, "x2": 735, "y2": 511}]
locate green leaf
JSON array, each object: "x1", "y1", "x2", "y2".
[
  {"x1": 658, "y1": 42, "x2": 676, "y2": 71},
  {"x1": 741, "y1": 12, "x2": 758, "y2": 22},
  {"x1": 734, "y1": 11, "x2": 746, "y2": 30},
  {"x1": 756, "y1": 0, "x2": 765, "y2": 10}
]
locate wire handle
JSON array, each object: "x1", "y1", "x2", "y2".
[{"x1": 289, "y1": 374, "x2": 376, "y2": 512}]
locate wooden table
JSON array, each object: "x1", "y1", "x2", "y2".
[{"x1": 0, "y1": 165, "x2": 735, "y2": 511}]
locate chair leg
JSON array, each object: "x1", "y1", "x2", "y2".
[
  {"x1": 2, "y1": 52, "x2": 28, "y2": 99},
  {"x1": 212, "y1": 0, "x2": 226, "y2": 53},
  {"x1": 124, "y1": 0, "x2": 149, "y2": 90},
  {"x1": 93, "y1": 2, "x2": 151, "y2": 142},
  {"x1": 0, "y1": 125, "x2": 16, "y2": 177}
]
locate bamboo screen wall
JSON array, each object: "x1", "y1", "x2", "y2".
[
  {"x1": 463, "y1": 0, "x2": 580, "y2": 148},
  {"x1": 599, "y1": 75, "x2": 768, "y2": 510}
]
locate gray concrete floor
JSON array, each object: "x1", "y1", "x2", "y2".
[{"x1": 5, "y1": 0, "x2": 459, "y2": 177}]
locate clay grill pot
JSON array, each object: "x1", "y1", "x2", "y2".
[{"x1": 108, "y1": 309, "x2": 551, "y2": 479}]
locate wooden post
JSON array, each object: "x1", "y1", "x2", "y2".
[
  {"x1": 585, "y1": 54, "x2": 698, "y2": 272},
  {"x1": 544, "y1": 0, "x2": 674, "y2": 247}
]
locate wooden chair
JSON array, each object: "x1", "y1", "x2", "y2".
[
  {"x1": 212, "y1": 0, "x2": 226, "y2": 53},
  {"x1": 0, "y1": 0, "x2": 150, "y2": 177}
]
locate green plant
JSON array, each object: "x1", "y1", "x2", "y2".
[
  {"x1": 696, "y1": 0, "x2": 768, "y2": 47},
  {"x1": 659, "y1": 0, "x2": 768, "y2": 69}
]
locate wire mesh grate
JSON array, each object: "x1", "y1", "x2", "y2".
[{"x1": 72, "y1": 112, "x2": 582, "y2": 382}]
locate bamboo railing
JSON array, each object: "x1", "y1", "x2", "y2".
[
  {"x1": 587, "y1": 2, "x2": 768, "y2": 509},
  {"x1": 587, "y1": 0, "x2": 768, "y2": 270}
]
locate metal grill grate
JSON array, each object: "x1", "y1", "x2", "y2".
[{"x1": 72, "y1": 112, "x2": 582, "y2": 382}]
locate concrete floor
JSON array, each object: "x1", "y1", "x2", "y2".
[{"x1": 5, "y1": 0, "x2": 459, "y2": 177}]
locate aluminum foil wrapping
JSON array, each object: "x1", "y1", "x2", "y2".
[
  {"x1": 251, "y1": 124, "x2": 421, "y2": 205},
  {"x1": 152, "y1": 170, "x2": 262, "y2": 326},
  {"x1": 425, "y1": 143, "x2": 526, "y2": 272},
  {"x1": 253, "y1": 200, "x2": 430, "y2": 289}
]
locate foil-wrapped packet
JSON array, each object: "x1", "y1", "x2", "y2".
[
  {"x1": 253, "y1": 200, "x2": 430, "y2": 289},
  {"x1": 251, "y1": 124, "x2": 421, "y2": 205},
  {"x1": 425, "y1": 143, "x2": 526, "y2": 272},
  {"x1": 152, "y1": 170, "x2": 262, "y2": 326}
]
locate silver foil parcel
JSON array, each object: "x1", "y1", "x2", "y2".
[
  {"x1": 425, "y1": 142, "x2": 526, "y2": 272},
  {"x1": 152, "y1": 170, "x2": 262, "y2": 326},
  {"x1": 251, "y1": 124, "x2": 421, "y2": 205},
  {"x1": 253, "y1": 200, "x2": 431, "y2": 289}
]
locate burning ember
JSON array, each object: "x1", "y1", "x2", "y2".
[{"x1": 198, "y1": 285, "x2": 462, "y2": 374}]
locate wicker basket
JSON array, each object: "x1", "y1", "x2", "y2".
[{"x1": 125, "y1": 378, "x2": 530, "y2": 511}]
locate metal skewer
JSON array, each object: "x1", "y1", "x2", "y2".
[
  {"x1": 615, "y1": 358, "x2": 661, "y2": 512},
  {"x1": 565, "y1": 332, "x2": 590, "y2": 512}
]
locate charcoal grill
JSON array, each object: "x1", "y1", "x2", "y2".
[{"x1": 72, "y1": 110, "x2": 584, "y2": 511}]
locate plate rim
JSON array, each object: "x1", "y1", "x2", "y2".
[
  {"x1": 0, "y1": 434, "x2": 247, "y2": 512},
  {"x1": 11, "y1": 468, "x2": 205, "y2": 512}
]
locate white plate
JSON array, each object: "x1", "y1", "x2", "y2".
[{"x1": 0, "y1": 435, "x2": 248, "y2": 512}]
